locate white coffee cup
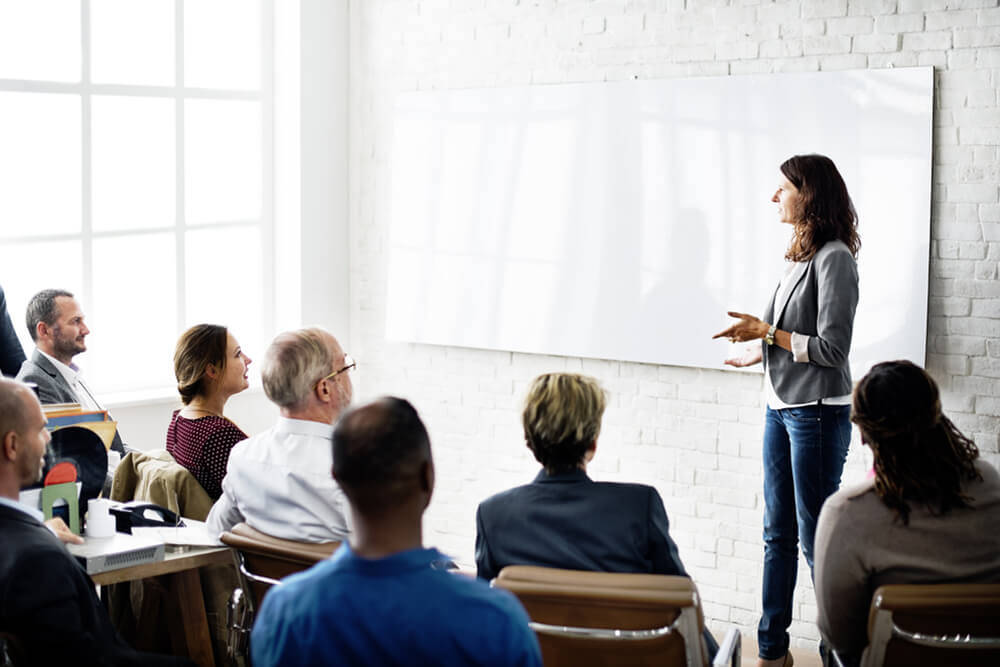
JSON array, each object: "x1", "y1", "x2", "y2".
[{"x1": 87, "y1": 498, "x2": 116, "y2": 538}]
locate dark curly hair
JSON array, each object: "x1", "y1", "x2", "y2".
[
  {"x1": 851, "y1": 360, "x2": 981, "y2": 525},
  {"x1": 780, "y1": 154, "x2": 861, "y2": 262}
]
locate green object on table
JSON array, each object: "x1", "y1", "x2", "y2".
[{"x1": 42, "y1": 482, "x2": 80, "y2": 535}]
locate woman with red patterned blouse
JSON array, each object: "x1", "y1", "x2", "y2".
[{"x1": 166, "y1": 324, "x2": 251, "y2": 499}]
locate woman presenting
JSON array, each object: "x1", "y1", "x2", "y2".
[{"x1": 713, "y1": 154, "x2": 860, "y2": 667}]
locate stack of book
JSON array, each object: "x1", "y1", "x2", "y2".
[{"x1": 42, "y1": 403, "x2": 118, "y2": 451}]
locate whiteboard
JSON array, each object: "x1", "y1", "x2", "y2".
[{"x1": 386, "y1": 68, "x2": 933, "y2": 378}]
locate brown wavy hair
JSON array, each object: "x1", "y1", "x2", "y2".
[
  {"x1": 851, "y1": 360, "x2": 981, "y2": 525},
  {"x1": 781, "y1": 154, "x2": 861, "y2": 262},
  {"x1": 173, "y1": 324, "x2": 229, "y2": 405}
]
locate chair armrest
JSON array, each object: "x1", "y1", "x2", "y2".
[{"x1": 712, "y1": 627, "x2": 741, "y2": 667}]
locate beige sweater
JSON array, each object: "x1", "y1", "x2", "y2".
[{"x1": 814, "y1": 459, "x2": 1000, "y2": 658}]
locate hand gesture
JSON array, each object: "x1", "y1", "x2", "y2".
[
  {"x1": 724, "y1": 345, "x2": 762, "y2": 368},
  {"x1": 713, "y1": 311, "x2": 769, "y2": 344}
]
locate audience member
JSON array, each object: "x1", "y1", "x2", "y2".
[
  {"x1": 0, "y1": 378, "x2": 188, "y2": 666},
  {"x1": 476, "y1": 372, "x2": 717, "y2": 659},
  {"x1": 251, "y1": 397, "x2": 542, "y2": 667},
  {"x1": 15, "y1": 288, "x2": 125, "y2": 454},
  {"x1": 0, "y1": 283, "x2": 25, "y2": 377},
  {"x1": 206, "y1": 327, "x2": 354, "y2": 541},
  {"x1": 476, "y1": 372, "x2": 689, "y2": 579},
  {"x1": 166, "y1": 324, "x2": 251, "y2": 499},
  {"x1": 815, "y1": 360, "x2": 1000, "y2": 666}
]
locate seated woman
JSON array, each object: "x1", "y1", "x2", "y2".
[
  {"x1": 815, "y1": 360, "x2": 1000, "y2": 665},
  {"x1": 476, "y1": 372, "x2": 717, "y2": 656},
  {"x1": 166, "y1": 324, "x2": 251, "y2": 499},
  {"x1": 476, "y1": 372, "x2": 688, "y2": 579}
]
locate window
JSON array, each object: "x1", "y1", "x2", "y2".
[{"x1": 0, "y1": 0, "x2": 274, "y2": 398}]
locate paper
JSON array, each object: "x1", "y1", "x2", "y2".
[{"x1": 131, "y1": 521, "x2": 222, "y2": 547}]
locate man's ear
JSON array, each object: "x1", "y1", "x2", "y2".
[
  {"x1": 2, "y1": 430, "x2": 18, "y2": 464},
  {"x1": 315, "y1": 378, "x2": 332, "y2": 404},
  {"x1": 35, "y1": 320, "x2": 50, "y2": 342},
  {"x1": 419, "y1": 459, "x2": 434, "y2": 495}
]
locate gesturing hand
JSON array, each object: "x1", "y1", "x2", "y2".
[
  {"x1": 713, "y1": 311, "x2": 769, "y2": 344},
  {"x1": 724, "y1": 345, "x2": 763, "y2": 368}
]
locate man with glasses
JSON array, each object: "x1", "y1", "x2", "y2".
[{"x1": 206, "y1": 327, "x2": 355, "y2": 542}]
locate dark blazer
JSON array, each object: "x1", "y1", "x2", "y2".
[
  {"x1": 0, "y1": 285, "x2": 25, "y2": 377},
  {"x1": 475, "y1": 468, "x2": 688, "y2": 582},
  {"x1": 16, "y1": 349, "x2": 124, "y2": 454},
  {"x1": 0, "y1": 503, "x2": 187, "y2": 666},
  {"x1": 763, "y1": 240, "x2": 859, "y2": 404}
]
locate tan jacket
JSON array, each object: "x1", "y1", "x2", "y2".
[{"x1": 110, "y1": 449, "x2": 213, "y2": 521}]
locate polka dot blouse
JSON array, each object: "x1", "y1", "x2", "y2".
[{"x1": 166, "y1": 409, "x2": 248, "y2": 500}]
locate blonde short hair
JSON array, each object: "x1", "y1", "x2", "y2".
[
  {"x1": 261, "y1": 328, "x2": 335, "y2": 409},
  {"x1": 522, "y1": 373, "x2": 606, "y2": 471}
]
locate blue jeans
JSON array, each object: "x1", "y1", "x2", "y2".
[{"x1": 757, "y1": 404, "x2": 851, "y2": 660}]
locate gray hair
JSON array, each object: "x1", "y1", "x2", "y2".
[
  {"x1": 261, "y1": 328, "x2": 336, "y2": 409},
  {"x1": 25, "y1": 289, "x2": 74, "y2": 342}
]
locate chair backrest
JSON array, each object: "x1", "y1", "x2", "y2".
[
  {"x1": 219, "y1": 522, "x2": 339, "y2": 608},
  {"x1": 494, "y1": 565, "x2": 707, "y2": 667},
  {"x1": 864, "y1": 583, "x2": 1000, "y2": 667}
]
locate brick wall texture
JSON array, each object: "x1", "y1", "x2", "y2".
[{"x1": 347, "y1": 0, "x2": 1000, "y2": 649}]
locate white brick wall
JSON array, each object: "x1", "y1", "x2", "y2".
[{"x1": 349, "y1": 0, "x2": 1000, "y2": 650}]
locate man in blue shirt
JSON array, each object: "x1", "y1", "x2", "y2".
[{"x1": 251, "y1": 396, "x2": 542, "y2": 667}]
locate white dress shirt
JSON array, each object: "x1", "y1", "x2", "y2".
[
  {"x1": 0, "y1": 495, "x2": 44, "y2": 523},
  {"x1": 37, "y1": 349, "x2": 102, "y2": 411},
  {"x1": 206, "y1": 416, "x2": 351, "y2": 543}
]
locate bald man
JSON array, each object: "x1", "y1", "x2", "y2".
[{"x1": 0, "y1": 378, "x2": 188, "y2": 666}]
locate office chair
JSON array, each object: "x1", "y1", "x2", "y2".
[
  {"x1": 493, "y1": 565, "x2": 740, "y2": 667},
  {"x1": 219, "y1": 523, "x2": 339, "y2": 661},
  {"x1": 837, "y1": 583, "x2": 1000, "y2": 667}
]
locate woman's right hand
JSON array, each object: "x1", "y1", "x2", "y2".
[{"x1": 724, "y1": 344, "x2": 762, "y2": 368}]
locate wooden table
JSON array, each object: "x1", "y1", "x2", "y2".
[{"x1": 91, "y1": 544, "x2": 232, "y2": 667}]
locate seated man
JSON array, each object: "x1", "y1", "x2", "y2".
[
  {"x1": 0, "y1": 378, "x2": 187, "y2": 666},
  {"x1": 815, "y1": 360, "x2": 1000, "y2": 666},
  {"x1": 251, "y1": 397, "x2": 542, "y2": 667},
  {"x1": 206, "y1": 327, "x2": 353, "y2": 542},
  {"x1": 476, "y1": 372, "x2": 717, "y2": 657},
  {"x1": 15, "y1": 288, "x2": 124, "y2": 455}
]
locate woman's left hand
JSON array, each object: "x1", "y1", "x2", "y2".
[{"x1": 712, "y1": 311, "x2": 770, "y2": 343}]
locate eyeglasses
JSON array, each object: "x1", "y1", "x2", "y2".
[{"x1": 317, "y1": 354, "x2": 356, "y2": 385}]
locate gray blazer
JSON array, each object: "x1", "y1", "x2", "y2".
[
  {"x1": 16, "y1": 349, "x2": 125, "y2": 454},
  {"x1": 763, "y1": 240, "x2": 859, "y2": 404}
]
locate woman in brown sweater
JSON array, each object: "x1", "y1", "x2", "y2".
[{"x1": 814, "y1": 360, "x2": 1000, "y2": 666}]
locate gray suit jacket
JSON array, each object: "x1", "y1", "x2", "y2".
[
  {"x1": 763, "y1": 240, "x2": 859, "y2": 404},
  {"x1": 16, "y1": 349, "x2": 125, "y2": 454}
]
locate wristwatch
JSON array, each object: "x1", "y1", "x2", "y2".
[{"x1": 765, "y1": 323, "x2": 776, "y2": 346}]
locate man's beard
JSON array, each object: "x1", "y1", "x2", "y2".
[{"x1": 52, "y1": 328, "x2": 85, "y2": 358}]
